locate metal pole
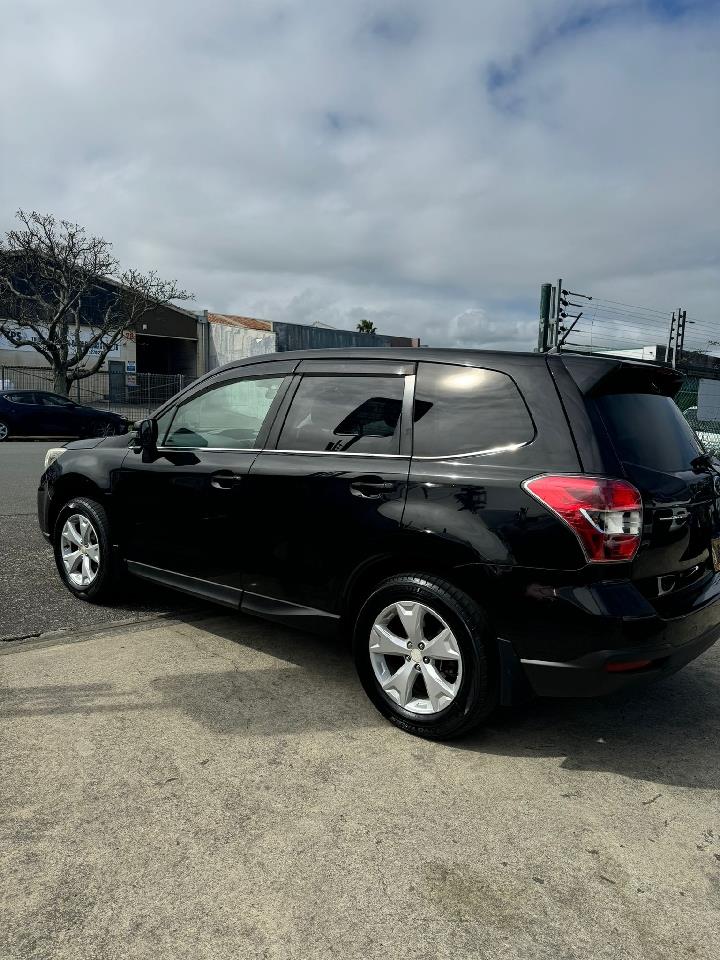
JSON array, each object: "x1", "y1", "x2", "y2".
[
  {"x1": 676, "y1": 308, "x2": 687, "y2": 365},
  {"x1": 554, "y1": 279, "x2": 563, "y2": 347},
  {"x1": 666, "y1": 311, "x2": 677, "y2": 367},
  {"x1": 538, "y1": 283, "x2": 552, "y2": 352}
]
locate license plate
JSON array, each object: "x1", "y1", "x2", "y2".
[{"x1": 712, "y1": 537, "x2": 720, "y2": 572}]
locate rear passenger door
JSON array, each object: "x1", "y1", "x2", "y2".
[{"x1": 240, "y1": 359, "x2": 414, "y2": 625}]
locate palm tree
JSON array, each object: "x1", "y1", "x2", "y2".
[{"x1": 356, "y1": 318, "x2": 377, "y2": 334}]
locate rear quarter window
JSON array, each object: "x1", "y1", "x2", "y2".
[{"x1": 412, "y1": 362, "x2": 534, "y2": 457}]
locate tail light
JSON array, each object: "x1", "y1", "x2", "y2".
[{"x1": 523, "y1": 475, "x2": 642, "y2": 563}]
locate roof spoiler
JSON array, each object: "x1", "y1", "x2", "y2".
[{"x1": 555, "y1": 354, "x2": 684, "y2": 399}]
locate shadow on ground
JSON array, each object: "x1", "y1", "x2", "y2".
[{"x1": 3, "y1": 609, "x2": 719, "y2": 789}]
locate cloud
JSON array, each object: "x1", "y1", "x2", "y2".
[{"x1": 1, "y1": 0, "x2": 718, "y2": 351}]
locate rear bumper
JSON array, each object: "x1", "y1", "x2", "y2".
[
  {"x1": 498, "y1": 569, "x2": 720, "y2": 698},
  {"x1": 521, "y1": 622, "x2": 720, "y2": 697}
]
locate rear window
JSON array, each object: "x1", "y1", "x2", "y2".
[
  {"x1": 412, "y1": 362, "x2": 534, "y2": 457},
  {"x1": 595, "y1": 393, "x2": 703, "y2": 472}
]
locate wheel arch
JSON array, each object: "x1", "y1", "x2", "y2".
[
  {"x1": 341, "y1": 549, "x2": 501, "y2": 632},
  {"x1": 343, "y1": 554, "x2": 528, "y2": 709},
  {"x1": 48, "y1": 473, "x2": 110, "y2": 537}
]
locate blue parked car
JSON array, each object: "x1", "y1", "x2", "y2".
[{"x1": 0, "y1": 390, "x2": 126, "y2": 441}]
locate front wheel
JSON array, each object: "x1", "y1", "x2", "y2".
[
  {"x1": 53, "y1": 497, "x2": 119, "y2": 603},
  {"x1": 0, "y1": 420, "x2": 9, "y2": 441},
  {"x1": 87, "y1": 419, "x2": 114, "y2": 438},
  {"x1": 353, "y1": 574, "x2": 498, "y2": 740}
]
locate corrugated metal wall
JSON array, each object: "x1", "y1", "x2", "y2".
[
  {"x1": 273, "y1": 322, "x2": 406, "y2": 353},
  {"x1": 209, "y1": 324, "x2": 277, "y2": 368}
]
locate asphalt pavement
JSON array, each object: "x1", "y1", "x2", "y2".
[{"x1": 0, "y1": 441, "x2": 205, "y2": 640}]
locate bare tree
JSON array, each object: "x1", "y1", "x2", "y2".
[
  {"x1": 356, "y1": 318, "x2": 377, "y2": 335},
  {"x1": 0, "y1": 210, "x2": 193, "y2": 395}
]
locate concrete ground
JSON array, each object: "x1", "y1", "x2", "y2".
[
  {"x1": 1, "y1": 441, "x2": 719, "y2": 958},
  {"x1": 0, "y1": 441, "x2": 203, "y2": 640},
  {"x1": 1, "y1": 613, "x2": 719, "y2": 960}
]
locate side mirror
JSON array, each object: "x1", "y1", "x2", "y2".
[{"x1": 137, "y1": 418, "x2": 158, "y2": 453}]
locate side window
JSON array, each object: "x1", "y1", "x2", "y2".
[
  {"x1": 278, "y1": 375, "x2": 405, "y2": 454},
  {"x1": 39, "y1": 393, "x2": 74, "y2": 407},
  {"x1": 7, "y1": 392, "x2": 36, "y2": 405},
  {"x1": 164, "y1": 375, "x2": 285, "y2": 449},
  {"x1": 412, "y1": 362, "x2": 534, "y2": 457}
]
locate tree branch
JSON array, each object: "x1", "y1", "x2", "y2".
[{"x1": 1, "y1": 210, "x2": 193, "y2": 394}]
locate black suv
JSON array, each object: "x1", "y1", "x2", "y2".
[{"x1": 38, "y1": 349, "x2": 720, "y2": 738}]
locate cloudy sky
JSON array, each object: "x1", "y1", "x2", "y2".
[{"x1": 2, "y1": 0, "x2": 719, "y2": 349}]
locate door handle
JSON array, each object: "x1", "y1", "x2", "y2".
[
  {"x1": 210, "y1": 471, "x2": 243, "y2": 490},
  {"x1": 350, "y1": 479, "x2": 396, "y2": 499}
]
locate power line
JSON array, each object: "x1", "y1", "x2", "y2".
[{"x1": 589, "y1": 297, "x2": 675, "y2": 318}]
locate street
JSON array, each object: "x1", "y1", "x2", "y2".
[
  {"x1": 1, "y1": 443, "x2": 720, "y2": 959},
  {"x1": 0, "y1": 441, "x2": 201, "y2": 640}
]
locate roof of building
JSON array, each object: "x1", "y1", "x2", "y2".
[{"x1": 208, "y1": 313, "x2": 272, "y2": 331}]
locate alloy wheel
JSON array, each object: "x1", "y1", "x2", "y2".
[
  {"x1": 0, "y1": 421, "x2": 8, "y2": 441},
  {"x1": 60, "y1": 514, "x2": 101, "y2": 587},
  {"x1": 369, "y1": 601, "x2": 463, "y2": 715}
]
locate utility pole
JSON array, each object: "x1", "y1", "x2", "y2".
[
  {"x1": 538, "y1": 278, "x2": 592, "y2": 351},
  {"x1": 666, "y1": 311, "x2": 677, "y2": 368},
  {"x1": 537, "y1": 283, "x2": 552, "y2": 351},
  {"x1": 556, "y1": 284, "x2": 592, "y2": 350},
  {"x1": 675, "y1": 308, "x2": 688, "y2": 367}
]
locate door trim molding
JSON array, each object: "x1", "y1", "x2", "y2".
[
  {"x1": 242, "y1": 591, "x2": 340, "y2": 635},
  {"x1": 126, "y1": 561, "x2": 242, "y2": 609}
]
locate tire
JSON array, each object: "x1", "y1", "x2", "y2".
[
  {"x1": 353, "y1": 574, "x2": 498, "y2": 740},
  {"x1": 52, "y1": 497, "x2": 120, "y2": 603},
  {"x1": 0, "y1": 420, "x2": 9, "y2": 441}
]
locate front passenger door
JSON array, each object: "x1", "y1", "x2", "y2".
[{"x1": 115, "y1": 362, "x2": 296, "y2": 597}]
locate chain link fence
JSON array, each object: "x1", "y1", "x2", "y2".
[{"x1": 0, "y1": 366, "x2": 194, "y2": 421}]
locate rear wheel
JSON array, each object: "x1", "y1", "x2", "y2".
[
  {"x1": 0, "y1": 420, "x2": 9, "y2": 441},
  {"x1": 53, "y1": 497, "x2": 119, "y2": 603},
  {"x1": 353, "y1": 574, "x2": 497, "y2": 739}
]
